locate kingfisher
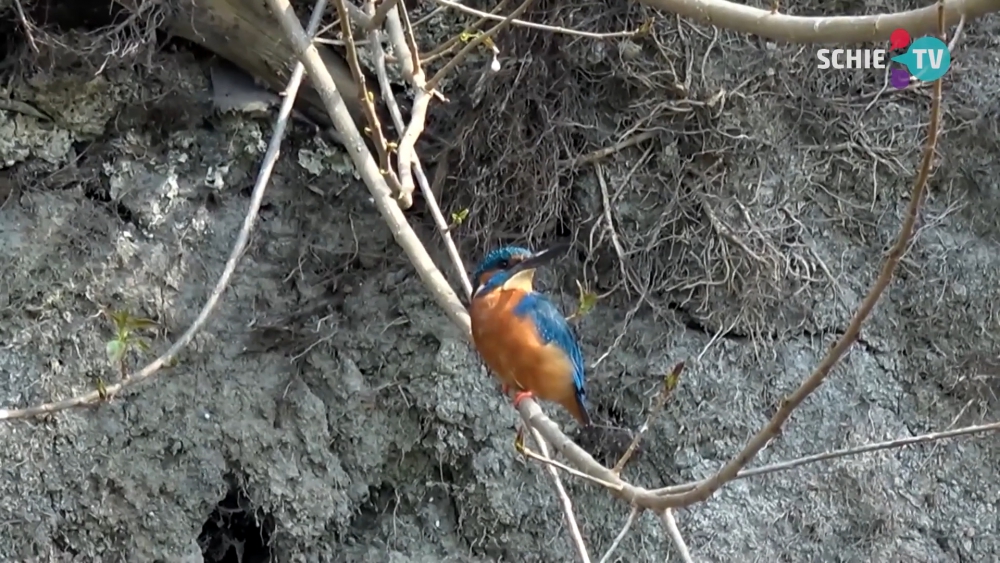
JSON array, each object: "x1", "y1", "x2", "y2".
[{"x1": 469, "y1": 245, "x2": 592, "y2": 427}]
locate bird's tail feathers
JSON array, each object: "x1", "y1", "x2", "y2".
[{"x1": 571, "y1": 395, "x2": 592, "y2": 427}]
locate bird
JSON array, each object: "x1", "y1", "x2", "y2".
[{"x1": 468, "y1": 245, "x2": 592, "y2": 427}]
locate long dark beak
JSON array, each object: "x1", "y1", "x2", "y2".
[{"x1": 509, "y1": 244, "x2": 571, "y2": 275}]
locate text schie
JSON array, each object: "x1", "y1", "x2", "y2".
[{"x1": 816, "y1": 49, "x2": 891, "y2": 70}]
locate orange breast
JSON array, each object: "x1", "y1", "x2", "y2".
[{"x1": 470, "y1": 289, "x2": 584, "y2": 422}]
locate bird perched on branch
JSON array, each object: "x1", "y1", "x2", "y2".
[{"x1": 469, "y1": 245, "x2": 592, "y2": 427}]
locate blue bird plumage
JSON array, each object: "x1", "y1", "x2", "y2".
[
  {"x1": 512, "y1": 292, "x2": 588, "y2": 403},
  {"x1": 471, "y1": 246, "x2": 533, "y2": 295},
  {"x1": 468, "y1": 245, "x2": 591, "y2": 426}
]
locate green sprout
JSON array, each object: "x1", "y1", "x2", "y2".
[
  {"x1": 450, "y1": 208, "x2": 469, "y2": 227},
  {"x1": 104, "y1": 309, "x2": 158, "y2": 381},
  {"x1": 459, "y1": 31, "x2": 496, "y2": 52},
  {"x1": 95, "y1": 376, "x2": 108, "y2": 400},
  {"x1": 634, "y1": 17, "x2": 654, "y2": 38},
  {"x1": 567, "y1": 280, "x2": 598, "y2": 321}
]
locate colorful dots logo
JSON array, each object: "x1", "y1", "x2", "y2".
[{"x1": 888, "y1": 29, "x2": 951, "y2": 89}]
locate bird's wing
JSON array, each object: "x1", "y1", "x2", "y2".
[{"x1": 513, "y1": 292, "x2": 587, "y2": 399}]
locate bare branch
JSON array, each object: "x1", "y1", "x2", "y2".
[
  {"x1": 948, "y1": 14, "x2": 967, "y2": 51},
  {"x1": 426, "y1": 0, "x2": 536, "y2": 91},
  {"x1": 640, "y1": 0, "x2": 995, "y2": 44},
  {"x1": 559, "y1": 131, "x2": 657, "y2": 169},
  {"x1": 529, "y1": 427, "x2": 592, "y2": 562},
  {"x1": 0, "y1": 0, "x2": 330, "y2": 421},
  {"x1": 396, "y1": 90, "x2": 430, "y2": 210},
  {"x1": 598, "y1": 506, "x2": 640, "y2": 563},
  {"x1": 384, "y1": 8, "x2": 415, "y2": 81},
  {"x1": 521, "y1": 446, "x2": 626, "y2": 490},
  {"x1": 434, "y1": 0, "x2": 644, "y2": 39},
  {"x1": 656, "y1": 419, "x2": 1000, "y2": 495},
  {"x1": 389, "y1": 2, "x2": 428, "y2": 209},
  {"x1": 515, "y1": 1, "x2": 948, "y2": 510},
  {"x1": 650, "y1": 0, "x2": 949, "y2": 508},
  {"x1": 396, "y1": 2, "x2": 422, "y2": 78},
  {"x1": 368, "y1": 6, "x2": 406, "y2": 130},
  {"x1": 366, "y1": 0, "x2": 398, "y2": 30},
  {"x1": 264, "y1": 0, "x2": 471, "y2": 333},
  {"x1": 612, "y1": 361, "x2": 684, "y2": 474},
  {"x1": 363, "y1": 6, "x2": 473, "y2": 297},
  {"x1": 12, "y1": 0, "x2": 40, "y2": 53},
  {"x1": 332, "y1": 0, "x2": 404, "y2": 196},
  {"x1": 421, "y1": 0, "x2": 510, "y2": 65},
  {"x1": 659, "y1": 510, "x2": 693, "y2": 563}
]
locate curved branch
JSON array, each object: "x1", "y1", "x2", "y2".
[
  {"x1": 657, "y1": 6, "x2": 945, "y2": 508},
  {"x1": 521, "y1": 1, "x2": 947, "y2": 512},
  {"x1": 639, "y1": 0, "x2": 995, "y2": 44},
  {"x1": 0, "y1": 0, "x2": 332, "y2": 421}
]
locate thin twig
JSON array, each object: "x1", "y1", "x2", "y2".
[
  {"x1": 558, "y1": 131, "x2": 657, "y2": 168},
  {"x1": 397, "y1": 2, "x2": 423, "y2": 78},
  {"x1": 388, "y1": 1, "x2": 429, "y2": 208},
  {"x1": 598, "y1": 506, "x2": 640, "y2": 563},
  {"x1": 660, "y1": 510, "x2": 693, "y2": 563},
  {"x1": 637, "y1": 0, "x2": 993, "y2": 44},
  {"x1": 426, "y1": 0, "x2": 536, "y2": 90},
  {"x1": 396, "y1": 90, "x2": 431, "y2": 207},
  {"x1": 529, "y1": 427, "x2": 592, "y2": 563},
  {"x1": 421, "y1": 0, "x2": 511, "y2": 65},
  {"x1": 594, "y1": 163, "x2": 630, "y2": 295},
  {"x1": 367, "y1": 2, "x2": 471, "y2": 296},
  {"x1": 655, "y1": 419, "x2": 1000, "y2": 495},
  {"x1": 413, "y1": 161, "x2": 474, "y2": 297},
  {"x1": 947, "y1": 14, "x2": 966, "y2": 51},
  {"x1": 612, "y1": 361, "x2": 684, "y2": 474},
  {"x1": 12, "y1": 0, "x2": 39, "y2": 53},
  {"x1": 264, "y1": 0, "x2": 471, "y2": 332},
  {"x1": 522, "y1": 447, "x2": 626, "y2": 491},
  {"x1": 412, "y1": 5, "x2": 447, "y2": 27},
  {"x1": 332, "y1": 0, "x2": 404, "y2": 195},
  {"x1": 368, "y1": 11, "x2": 405, "y2": 130},
  {"x1": 0, "y1": 0, "x2": 329, "y2": 421},
  {"x1": 434, "y1": 0, "x2": 643, "y2": 39},
  {"x1": 373, "y1": 11, "x2": 474, "y2": 298}
]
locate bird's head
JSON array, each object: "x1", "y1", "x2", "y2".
[{"x1": 471, "y1": 244, "x2": 569, "y2": 296}]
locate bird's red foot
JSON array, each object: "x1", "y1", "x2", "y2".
[
  {"x1": 512, "y1": 390, "x2": 534, "y2": 408},
  {"x1": 501, "y1": 384, "x2": 511, "y2": 396}
]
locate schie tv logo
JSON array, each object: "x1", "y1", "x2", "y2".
[{"x1": 816, "y1": 29, "x2": 951, "y2": 89}]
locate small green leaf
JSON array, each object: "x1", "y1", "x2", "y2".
[
  {"x1": 109, "y1": 310, "x2": 130, "y2": 331},
  {"x1": 125, "y1": 316, "x2": 158, "y2": 332},
  {"x1": 450, "y1": 208, "x2": 469, "y2": 226},
  {"x1": 514, "y1": 428, "x2": 526, "y2": 455},
  {"x1": 663, "y1": 361, "x2": 685, "y2": 393},
  {"x1": 96, "y1": 377, "x2": 108, "y2": 400},
  {"x1": 575, "y1": 280, "x2": 598, "y2": 317},
  {"x1": 635, "y1": 17, "x2": 654, "y2": 38},
  {"x1": 106, "y1": 340, "x2": 126, "y2": 365}
]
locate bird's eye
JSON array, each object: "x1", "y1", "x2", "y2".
[{"x1": 498, "y1": 259, "x2": 510, "y2": 269}]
